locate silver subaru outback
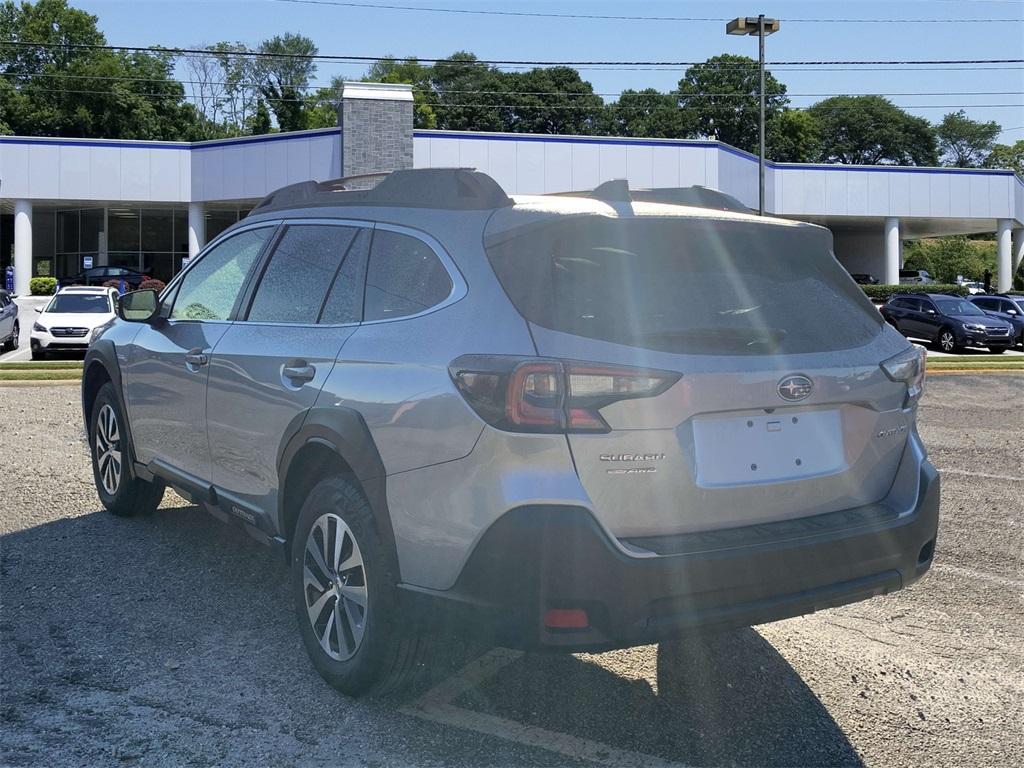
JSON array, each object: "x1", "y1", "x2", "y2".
[{"x1": 83, "y1": 169, "x2": 939, "y2": 696}]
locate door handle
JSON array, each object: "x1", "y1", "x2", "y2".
[
  {"x1": 283, "y1": 364, "x2": 316, "y2": 383},
  {"x1": 184, "y1": 351, "x2": 209, "y2": 367}
]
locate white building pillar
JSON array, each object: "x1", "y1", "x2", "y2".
[
  {"x1": 13, "y1": 200, "x2": 32, "y2": 296},
  {"x1": 996, "y1": 219, "x2": 1012, "y2": 293},
  {"x1": 1012, "y1": 228, "x2": 1024, "y2": 278},
  {"x1": 884, "y1": 217, "x2": 901, "y2": 285},
  {"x1": 187, "y1": 202, "x2": 205, "y2": 258}
]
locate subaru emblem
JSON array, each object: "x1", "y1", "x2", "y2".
[{"x1": 778, "y1": 375, "x2": 813, "y2": 402}]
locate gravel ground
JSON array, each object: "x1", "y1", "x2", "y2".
[{"x1": 1, "y1": 376, "x2": 1022, "y2": 767}]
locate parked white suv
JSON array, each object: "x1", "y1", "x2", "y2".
[{"x1": 32, "y1": 286, "x2": 117, "y2": 359}]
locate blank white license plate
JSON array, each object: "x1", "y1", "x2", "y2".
[{"x1": 692, "y1": 409, "x2": 845, "y2": 487}]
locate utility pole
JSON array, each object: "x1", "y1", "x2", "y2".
[{"x1": 726, "y1": 15, "x2": 780, "y2": 216}]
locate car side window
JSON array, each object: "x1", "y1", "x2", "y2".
[
  {"x1": 320, "y1": 228, "x2": 371, "y2": 324},
  {"x1": 919, "y1": 300, "x2": 936, "y2": 314},
  {"x1": 246, "y1": 224, "x2": 360, "y2": 324},
  {"x1": 363, "y1": 230, "x2": 453, "y2": 322},
  {"x1": 169, "y1": 227, "x2": 272, "y2": 321}
]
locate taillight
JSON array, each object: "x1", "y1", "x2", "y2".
[
  {"x1": 449, "y1": 355, "x2": 680, "y2": 433},
  {"x1": 880, "y1": 344, "x2": 927, "y2": 408}
]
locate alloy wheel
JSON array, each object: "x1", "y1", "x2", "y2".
[
  {"x1": 303, "y1": 513, "x2": 368, "y2": 661},
  {"x1": 940, "y1": 331, "x2": 955, "y2": 353},
  {"x1": 95, "y1": 403, "x2": 122, "y2": 495},
  {"x1": 11, "y1": 323, "x2": 18, "y2": 350}
]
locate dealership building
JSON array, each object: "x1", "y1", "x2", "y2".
[{"x1": 2, "y1": 82, "x2": 1023, "y2": 296}]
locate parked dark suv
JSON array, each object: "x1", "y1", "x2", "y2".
[
  {"x1": 82, "y1": 169, "x2": 940, "y2": 696},
  {"x1": 70, "y1": 266, "x2": 146, "y2": 289},
  {"x1": 968, "y1": 294, "x2": 1024, "y2": 348},
  {"x1": 881, "y1": 293, "x2": 1014, "y2": 353}
]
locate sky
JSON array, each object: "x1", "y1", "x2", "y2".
[{"x1": 73, "y1": 0, "x2": 1024, "y2": 141}]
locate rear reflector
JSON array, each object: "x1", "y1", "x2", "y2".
[{"x1": 543, "y1": 608, "x2": 589, "y2": 630}]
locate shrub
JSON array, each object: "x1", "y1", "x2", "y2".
[
  {"x1": 102, "y1": 279, "x2": 122, "y2": 290},
  {"x1": 138, "y1": 278, "x2": 166, "y2": 292},
  {"x1": 860, "y1": 284, "x2": 968, "y2": 302},
  {"x1": 29, "y1": 277, "x2": 57, "y2": 295}
]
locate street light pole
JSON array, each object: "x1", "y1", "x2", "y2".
[
  {"x1": 758, "y1": 14, "x2": 765, "y2": 217},
  {"x1": 726, "y1": 15, "x2": 780, "y2": 216}
]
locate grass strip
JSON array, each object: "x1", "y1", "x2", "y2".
[
  {"x1": 0, "y1": 370, "x2": 82, "y2": 381},
  {"x1": 0, "y1": 361, "x2": 85, "y2": 370}
]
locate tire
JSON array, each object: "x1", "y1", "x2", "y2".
[
  {"x1": 988, "y1": 346, "x2": 1006, "y2": 354},
  {"x1": 936, "y1": 327, "x2": 961, "y2": 354},
  {"x1": 291, "y1": 476, "x2": 431, "y2": 697},
  {"x1": 30, "y1": 347, "x2": 46, "y2": 361},
  {"x1": 89, "y1": 382, "x2": 165, "y2": 517}
]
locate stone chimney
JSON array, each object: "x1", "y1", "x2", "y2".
[{"x1": 338, "y1": 82, "x2": 414, "y2": 179}]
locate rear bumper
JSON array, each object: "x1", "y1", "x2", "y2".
[{"x1": 399, "y1": 460, "x2": 939, "y2": 651}]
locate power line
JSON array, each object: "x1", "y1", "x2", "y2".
[
  {"x1": 3, "y1": 71, "x2": 1021, "y2": 100},
  {"x1": 9, "y1": 84, "x2": 1022, "y2": 112},
  {"x1": 269, "y1": 0, "x2": 1024, "y2": 24},
  {"x1": 2, "y1": 40, "x2": 1022, "y2": 68}
]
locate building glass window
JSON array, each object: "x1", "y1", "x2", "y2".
[{"x1": 108, "y1": 209, "x2": 140, "y2": 253}]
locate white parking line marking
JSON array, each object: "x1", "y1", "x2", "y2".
[
  {"x1": 938, "y1": 468, "x2": 1024, "y2": 483},
  {"x1": 934, "y1": 564, "x2": 1024, "y2": 591},
  {"x1": 401, "y1": 648, "x2": 687, "y2": 768}
]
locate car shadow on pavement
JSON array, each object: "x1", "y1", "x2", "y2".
[
  {"x1": 2, "y1": 501, "x2": 863, "y2": 767},
  {"x1": 452, "y1": 629, "x2": 865, "y2": 767}
]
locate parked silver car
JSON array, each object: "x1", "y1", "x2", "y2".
[{"x1": 82, "y1": 169, "x2": 940, "y2": 696}]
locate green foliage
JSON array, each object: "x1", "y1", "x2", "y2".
[
  {"x1": 608, "y1": 88, "x2": 687, "y2": 138},
  {"x1": 256, "y1": 33, "x2": 317, "y2": 132},
  {"x1": 983, "y1": 140, "x2": 1024, "y2": 177},
  {"x1": 29, "y1": 277, "x2": 57, "y2": 295},
  {"x1": 429, "y1": 52, "x2": 511, "y2": 133},
  {"x1": 0, "y1": 0, "x2": 210, "y2": 140},
  {"x1": 768, "y1": 110, "x2": 821, "y2": 162},
  {"x1": 861, "y1": 283, "x2": 968, "y2": 302},
  {"x1": 364, "y1": 58, "x2": 437, "y2": 129},
  {"x1": 248, "y1": 99, "x2": 272, "y2": 135},
  {"x1": 810, "y1": 96, "x2": 938, "y2": 166},
  {"x1": 676, "y1": 54, "x2": 787, "y2": 154},
  {"x1": 936, "y1": 110, "x2": 1000, "y2": 168},
  {"x1": 903, "y1": 237, "x2": 997, "y2": 284}
]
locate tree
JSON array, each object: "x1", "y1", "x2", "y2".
[
  {"x1": 903, "y1": 236, "x2": 996, "y2": 283},
  {"x1": 248, "y1": 99, "x2": 272, "y2": 135},
  {"x1": 607, "y1": 88, "x2": 687, "y2": 138},
  {"x1": 501, "y1": 67, "x2": 606, "y2": 135},
  {"x1": 364, "y1": 57, "x2": 437, "y2": 128},
  {"x1": 212, "y1": 42, "x2": 260, "y2": 134},
  {"x1": 430, "y1": 52, "x2": 508, "y2": 132},
  {"x1": 984, "y1": 140, "x2": 1024, "y2": 177},
  {"x1": 809, "y1": 96, "x2": 938, "y2": 166},
  {"x1": 676, "y1": 54, "x2": 788, "y2": 153},
  {"x1": 255, "y1": 32, "x2": 317, "y2": 132},
  {"x1": 767, "y1": 109, "x2": 821, "y2": 162},
  {"x1": 936, "y1": 110, "x2": 1000, "y2": 167},
  {"x1": 0, "y1": 0, "x2": 208, "y2": 140}
]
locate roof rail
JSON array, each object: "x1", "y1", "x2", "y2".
[
  {"x1": 250, "y1": 168, "x2": 513, "y2": 214},
  {"x1": 547, "y1": 179, "x2": 751, "y2": 213}
]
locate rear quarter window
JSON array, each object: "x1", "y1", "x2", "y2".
[{"x1": 363, "y1": 230, "x2": 452, "y2": 322}]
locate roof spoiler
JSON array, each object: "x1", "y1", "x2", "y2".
[
  {"x1": 251, "y1": 168, "x2": 513, "y2": 214},
  {"x1": 548, "y1": 179, "x2": 751, "y2": 213}
]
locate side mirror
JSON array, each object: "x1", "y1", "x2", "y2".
[
  {"x1": 1007, "y1": 309, "x2": 1019, "y2": 316},
  {"x1": 35, "y1": 307, "x2": 43, "y2": 313},
  {"x1": 117, "y1": 289, "x2": 160, "y2": 323},
  {"x1": 926, "y1": 309, "x2": 936, "y2": 315}
]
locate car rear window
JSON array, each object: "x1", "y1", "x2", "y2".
[
  {"x1": 46, "y1": 294, "x2": 111, "y2": 313},
  {"x1": 484, "y1": 216, "x2": 883, "y2": 355}
]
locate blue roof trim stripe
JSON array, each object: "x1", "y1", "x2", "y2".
[
  {"x1": 191, "y1": 128, "x2": 338, "y2": 150},
  {"x1": 0, "y1": 137, "x2": 189, "y2": 150},
  {"x1": 413, "y1": 130, "x2": 1022, "y2": 181}
]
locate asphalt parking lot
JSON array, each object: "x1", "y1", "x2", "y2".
[{"x1": 1, "y1": 376, "x2": 1022, "y2": 767}]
